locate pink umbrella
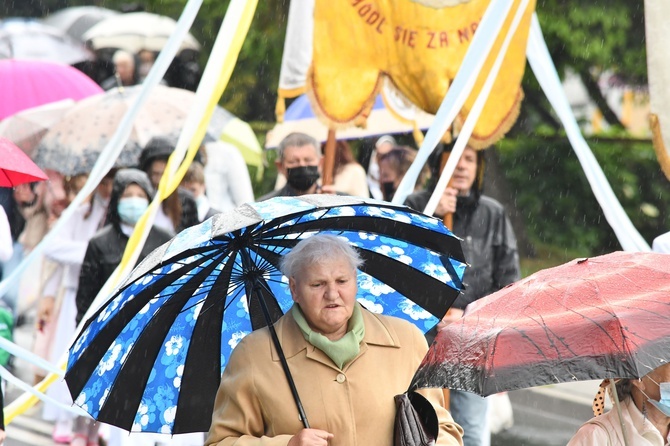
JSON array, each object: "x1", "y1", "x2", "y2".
[
  {"x1": 0, "y1": 59, "x2": 103, "y2": 120},
  {"x1": 0, "y1": 137, "x2": 48, "y2": 187}
]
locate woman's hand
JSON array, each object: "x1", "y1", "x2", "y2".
[
  {"x1": 36, "y1": 296, "x2": 55, "y2": 330},
  {"x1": 288, "y1": 428, "x2": 334, "y2": 445},
  {"x1": 0, "y1": 428, "x2": 6, "y2": 444}
]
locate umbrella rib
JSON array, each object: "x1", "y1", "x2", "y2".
[
  {"x1": 96, "y1": 256, "x2": 223, "y2": 430},
  {"x1": 542, "y1": 285, "x2": 626, "y2": 352},
  {"x1": 173, "y1": 251, "x2": 237, "y2": 433}
]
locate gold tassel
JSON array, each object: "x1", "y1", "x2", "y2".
[
  {"x1": 275, "y1": 95, "x2": 286, "y2": 123},
  {"x1": 412, "y1": 123, "x2": 424, "y2": 146},
  {"x1": 650, "y1": 113, "x2": 670, "y2": 181}
]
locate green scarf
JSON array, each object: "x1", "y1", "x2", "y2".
[{"x1": 291, "y1": 303, "x2": 365, "y2": 369}]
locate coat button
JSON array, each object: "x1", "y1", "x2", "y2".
[{"x1": 336, "y1": 373, "x2": 346, "y2": 383}]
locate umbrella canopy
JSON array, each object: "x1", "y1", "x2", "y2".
[
  {"x1": 66, "y1": 194, "x2": 466, "y2": 434},
  {"x1": 0, "y1": 18, "x2": 93, "y2": 65},
  {"x1": 43, "y1": 6, "x2": 119, "y2": 41},
  {"x1": 411, "y1": 251, "x2": 670, "y2": 397},
  {"x1": 0, "y1": 99, "x2": 75, "y2": 156},
  {"x1": 265, "y1": 94, "x2": 435, "y2": 148},
  {"x1": 33, "y1": 85, "x2": 228, "y2": 176},
  {"x1": 0, "y1": 59, "x2": 102, "y2": 121},
  {"x1": 83, "y1": 12, "x2": 200, "y2": 53},
  {"x1": 0, "y1": 137, "x2": 48, "y2": 187}
]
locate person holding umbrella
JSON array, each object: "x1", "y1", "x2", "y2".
[
  {"x1": 205, "y1": 234, "x2": 464, "y2": 445},
  {"x1": 567, "y1": 363, "x2": 670, "y2": 445}
]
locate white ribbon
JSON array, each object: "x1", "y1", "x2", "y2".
[
  {"x1": 526, "y1": 14, "x2": 650, "y2": 252},
  {"x1": 424, "y1": 0, "x2": 530, "y2": 215},
  {"x1": 392, "y1": 0, "x2": 514, "y2": 205},
  {"x1": 0, "y1": 366, "x2": 88, "y2": 417},
  {"x1": 0, "y1": 0, "x2": 205, "y2": 301}
]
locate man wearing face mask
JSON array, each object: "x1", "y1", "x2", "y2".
[
  {"x1": 259, "y1": 133, "x2": 325, "y2": 201},
  {"x1": 75, "y1": 169, "x2": 173, "y2": 326}
]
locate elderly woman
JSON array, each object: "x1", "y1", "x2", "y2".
[
  {"x1": 567, "y1": 363, "x2": 670, "y2": 445},
  {"x1": 206, "y1": 234, "x2": 463, "y2": 445}
]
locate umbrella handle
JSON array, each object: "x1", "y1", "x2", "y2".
[
  {"x1": 252, "y1": 278, "x2": 311, "y2": 429},
  {"x1": 609, "y1": 381, "x2": 630, "y2": 446}
]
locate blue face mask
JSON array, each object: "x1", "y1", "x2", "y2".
[
  {"x1": 117, "y1": 197, "x2": 148, "y2": 225},
  {"x1": 648, "y1": 382, "x2": 670, "y2": 417}
]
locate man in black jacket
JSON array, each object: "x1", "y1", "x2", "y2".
[{"x1": 405, "y1": 145, "x2": 520, "y2": 446}]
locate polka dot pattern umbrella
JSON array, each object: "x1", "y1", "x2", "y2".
[{"x1": 34, "y1": 85, "x2": 223, "y2": 176}]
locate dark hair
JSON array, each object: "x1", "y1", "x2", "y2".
[
  {"x1": 427, "y1": 143, "x2": 486, "y2": 195},
  {"x1": 615, "y1": 379, "x2": 633, "y2": 402},
  {"x1": 379, "y1": 146, "x2": 415, "y2": 174},
  {"x1": 322, "y1": 140, "x2": 356, "y2": 174}
]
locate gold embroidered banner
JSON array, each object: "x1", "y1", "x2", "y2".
[{"x1": 308, "y1": 0, "x2": 536, "y2": 147}]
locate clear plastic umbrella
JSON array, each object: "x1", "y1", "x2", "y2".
[{"x1": 0, "y1": 18, "x2": 93, "y2": 65}]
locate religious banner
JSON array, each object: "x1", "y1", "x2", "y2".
[{"x1": 290, "y1": 0, "x2": 536, "y2": 148}]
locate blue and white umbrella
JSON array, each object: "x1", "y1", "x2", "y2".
[
  {"x1": 66, "y1": 194, "x2": 466, "y2": 434},
  {"x1": 265, "y1": 94, "x2": 435, "y2": 148}
]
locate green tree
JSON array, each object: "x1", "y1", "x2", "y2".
[{"x1": 530, "y1": 1, "x2": 646, "y2": 129}]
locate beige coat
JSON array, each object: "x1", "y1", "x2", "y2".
[{"x1": 206, "y1": 307, "x2": 463, "y2": 446}]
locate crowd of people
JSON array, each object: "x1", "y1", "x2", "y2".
[{"x1": 1, "y1": 127, "x2": 669, "y2": 446}]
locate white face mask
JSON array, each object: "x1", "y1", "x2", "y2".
[
  {"x1": 117, "y1": 197, "x2": 149, "y2": 225},
  {"x1": 648, "y1": 382, "x2": 670, "y2": 417}
]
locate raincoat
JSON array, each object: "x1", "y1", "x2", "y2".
[
  {"x1": 404, "y1": 191, "x2": 520, "y2": 310},
  {"x1": 75, "y1": 169, "x2": 172, "y2": 323}
]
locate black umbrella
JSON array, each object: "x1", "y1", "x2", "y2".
[{"x1": 66, "y1": 194, "x2": 466, "y2": 433}]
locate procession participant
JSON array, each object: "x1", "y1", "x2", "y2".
[
  {"x1": 406, "y1": 145, "x2": 521, "y2": 446},
  {"x1": 206, "y1": 234, "x2": 464, "y2": 446}
]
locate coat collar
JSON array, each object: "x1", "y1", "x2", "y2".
[{"x1": 271, "y1": 304, "x2": 402, "y2": 367}]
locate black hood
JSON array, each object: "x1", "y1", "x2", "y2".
[
  {"x1": 107, "y1": 168, "x2": 154, "y2": 231},
  {"x1": 138, "y1": 136, "x2": 203, "y2": 173}
]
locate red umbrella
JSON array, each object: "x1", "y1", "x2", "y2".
[
  {"x1": 0, "y1": 137, "x2": 48, "y2": 187},
  {"x1": 411, "y1": 251, "x2": 670, "y2": 396}
]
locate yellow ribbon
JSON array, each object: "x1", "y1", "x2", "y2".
[{"x1": 4, "y1": 0, "x2": 258, "y2": 424}]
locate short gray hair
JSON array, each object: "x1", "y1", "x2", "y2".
[
  {"x1": 280, "y1": 234, "x2": 363, "y2": 279},
  {"x1": 113, "y1": 49, "x2": 134, "y2": 65},
  {"x1": 277, "y1": 132, "x2": 320, "y2": 162}
]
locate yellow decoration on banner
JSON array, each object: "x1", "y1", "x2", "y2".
[{"x1": 309, "y1": 0, "x2": 535, "y2": 148}]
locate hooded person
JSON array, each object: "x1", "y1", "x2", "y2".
[
  {"x1": 138, "y1": 136, "x2": 200, "y2": 234},
  {"x1": 75, "y1": 168, "x2": 173, "y2": 325},
  {"x1": 73, "y1": 169, "x2": 173, "y2": 446},
  {"x1": 404, "y1": 145, "x2": 520, "y2": 446}
]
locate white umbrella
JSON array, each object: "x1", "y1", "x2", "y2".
[
  {"x1": 43, "y1": 6, "x2": 119, "y2": 41},
  {"x1": 265, "y1": 93, "x2": 434, "y2": 148},
  {"x1": 0, "y1": 19, "x2": 93, "y2": 65},
  {"x1": 83, "y1": 12, "x2": 200, "y2": 53}
]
